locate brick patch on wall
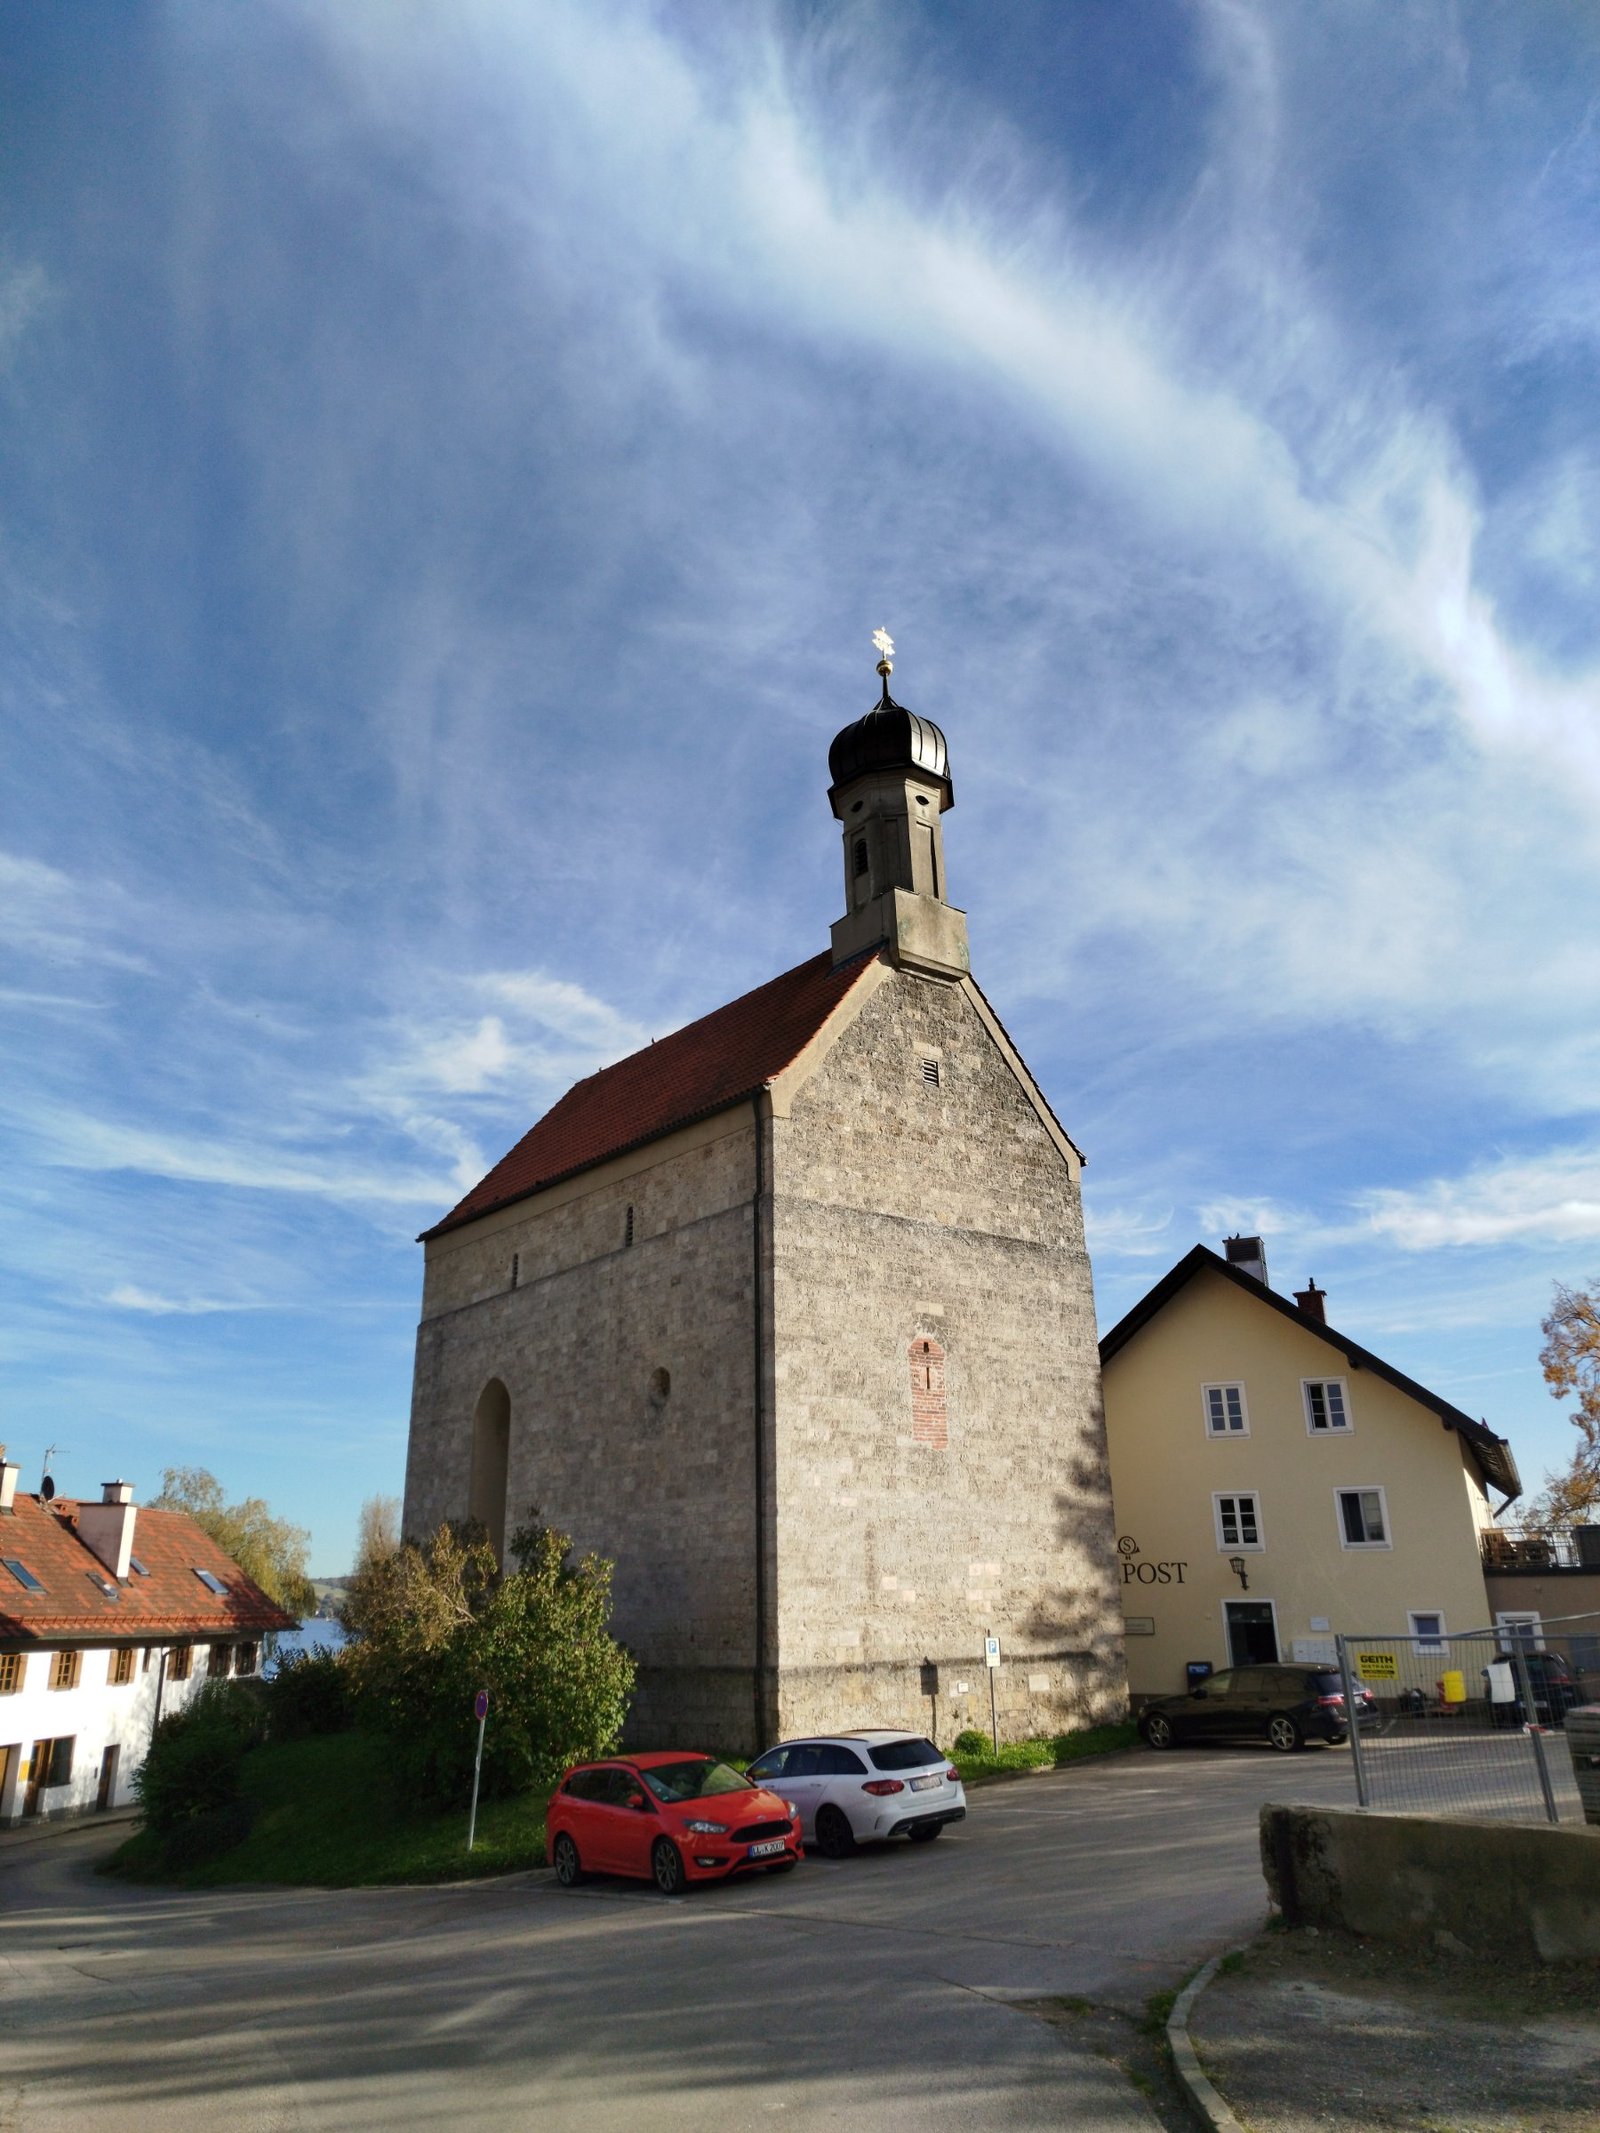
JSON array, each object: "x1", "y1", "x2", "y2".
[{"x1": 909, "y1": 1336, "x2": 948, "y2": 1447}]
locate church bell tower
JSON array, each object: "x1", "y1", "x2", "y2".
[{"x1": 827, "y1": 632, "x2": 970, "y2": 979}]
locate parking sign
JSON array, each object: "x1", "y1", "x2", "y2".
[{"x1": 984, "y1": 1635, "x2": 1001, "y2": 1669}]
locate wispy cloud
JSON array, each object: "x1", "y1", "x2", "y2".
[{"x1": 1361, "y1": 1147, "x2": 1600, "y2": 1252}]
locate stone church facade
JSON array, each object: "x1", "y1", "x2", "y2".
[{"x1": 402, "y1": 656, "x2": 1127, "y2": 1751}]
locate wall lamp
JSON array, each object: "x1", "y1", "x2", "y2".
[{"x1": 1228, "y1": 1555, "x2": 1250, "y2": 1590}]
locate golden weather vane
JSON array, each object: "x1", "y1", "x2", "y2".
[{"x1": 872, "y1": 627, "x2": 895, "y2": 677}]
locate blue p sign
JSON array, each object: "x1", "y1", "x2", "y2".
[{"x1": 474, "y1": 1689, "x2": 489, "y2": 1721}]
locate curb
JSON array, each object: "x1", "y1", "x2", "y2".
[{"x1": 1166, "y1": 1949, "x2": 1248, "y2": 2133}]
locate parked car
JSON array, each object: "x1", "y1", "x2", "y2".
[
  {"x1": 548, "y1": 1753, "x2": 802, "y2": 1894},
  {"x1": 745, "y1": 1731, "x2": 966, "y2": 1856},
  {"x1": 1485, "y1": 1649, "x2": 1587, "y2": 1728},
  {"x1": 1138, "y1": 1666, "x2": 1377, "y2": 1753}
]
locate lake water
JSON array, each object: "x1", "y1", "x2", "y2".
[{"x1": 266, "y1": 1619, "x2": 349, "y2": 1674}]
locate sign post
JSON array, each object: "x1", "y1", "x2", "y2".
[
  {"x1": 467, "y1": 1688, "x2": 489, "y2": 1852},
  {"x1": 984, "y1": 1633, "x2": 1001, "y2": 1755}
]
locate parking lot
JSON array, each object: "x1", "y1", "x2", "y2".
[{"x1": 0, "y1": 1742, "x2": 1365, "y2": 2133}]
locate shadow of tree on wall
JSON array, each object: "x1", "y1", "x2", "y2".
[{"x1": 1016, "y1": 1469, "x2": 1126, "y2": 1719}]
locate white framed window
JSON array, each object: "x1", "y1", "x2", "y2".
[
  {"x1": 1494, "y1": 1609, "x2": 1545, "y2": 1651},
  {"x1": 1202, "y1": 1383, "x2": 1249, "y2": 1437},
  {"x1": 1337, "y1": 1486, "x2": 1390, "y2": 1549},
  {"x1": 1214, "y1": 1491, "x2": 1263, "y2": 1550},
  {"x1": 1408, "y1": 1610, "x2": 1446, "y2": 1653},
  {"x1": 1303, "y1": 1378, "x2": 1351, "y2": 1433}
]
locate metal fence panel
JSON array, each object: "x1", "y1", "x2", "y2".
[{"x1": 1334, "y1": 1612, "x2": 1600, "y2": 1824}]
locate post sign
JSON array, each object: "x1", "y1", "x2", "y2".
[
  {"x1": 984, "y1": 1635, "x2": 1001, "y2": 1669},
  {"x1": 1355, "y1": 1652, "x2": 1398, "y2": 1680},
  {"x1": 467, "y1": 1688, "x2": 490, "y2": 1851}
]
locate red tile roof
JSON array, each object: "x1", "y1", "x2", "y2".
[
  {"x1": 0, "y1": 1494, "x2": 298, "y2": 1643},
  {"x1": 424, "y1": 948, "x2": 880, "y2": 1239}
]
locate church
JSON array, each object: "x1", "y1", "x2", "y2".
[{"x1": 401, "y1": 643, "x2": 1127, "y2": 1751}]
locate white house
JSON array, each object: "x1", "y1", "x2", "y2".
[{"x1": 0, "y1": 1452, "x2": 297, "y2": 1823}]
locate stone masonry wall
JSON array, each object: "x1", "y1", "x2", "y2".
[
  {"x1": 770, "y1": 969, "x2": 1126, "y2": 1745},
  {"x1": 403, "y1": 1114, "x2": 763, "y2": 1749}
]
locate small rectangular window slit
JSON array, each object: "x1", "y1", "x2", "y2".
[
  {"x1": 624, "y1": 1205, "x2": 635, "y2": 1248},
  {"x1": 920, "y1": 1058, "x2": 940, "y2": 1088}
]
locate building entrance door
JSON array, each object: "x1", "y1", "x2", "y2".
[
  {"x1": 96, "y1": 1744, "x2": 119, "y2": 1810},
  {"x1": 1224, "y1": 1601, "x2": 1278, "y2": 1667},
  {"x1": 24, "y1": 1741, "x2": 49, "y2": 1817}
]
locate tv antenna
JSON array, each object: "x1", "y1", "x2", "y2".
[{"x1": 40, "y1": 1444, "x2": 63, "y2": 1502}]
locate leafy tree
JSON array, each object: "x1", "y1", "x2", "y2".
[
  {"x1": 1530, "y1": 1281, "x2": 1600, "y2": 1525},
  {"x1": 150, "y1": 1466, "x2": 316, "y2": 1616},
  {"x1": 343, "y1": 1512, "x2": 634, "y2": 1809}
]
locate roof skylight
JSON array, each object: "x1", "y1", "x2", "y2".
[
  {"x1": 87, "y1": 1572, "x2": 120, "y2": 1601},
  {"x1": 128, "y1": 1556, "x2": 150, "y2": 1576},
  {"x1": 3, "y1": 1558, "x2": 44, "y2": 1593},
  {"x1": 194, "y1": 1567, "x2": 229, "y2": 1596}
]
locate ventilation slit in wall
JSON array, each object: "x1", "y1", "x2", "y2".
[
  {"x1": 920, "y1": 1058, "x2": 941, "y2": 1088},
  {"x1": 510, "y1": 1252, "x2": 520, "y2": 1289},
  {"x1": 624, "y1": 1204, "x2": 635, "y2": 1247}
]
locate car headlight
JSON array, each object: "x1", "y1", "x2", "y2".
[
  {"x1": 684, "y1": 1819, "x2": 729, "y2": 1835},
  {"x1": 784, "y1": 1801, "x2": 799, "y2": 1818}
]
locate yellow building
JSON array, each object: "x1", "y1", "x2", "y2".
[{"x1": 1100, "y1": 1238, "x2": 1521, "y2": 1701}]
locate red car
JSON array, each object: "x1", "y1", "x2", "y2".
[{"x1": 548, "y1": 1752, "x2": 803, "y2": 1894}]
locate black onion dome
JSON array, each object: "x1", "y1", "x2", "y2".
[{"x1": 828, "y1": 690, "x2": 953, "y2": 802}]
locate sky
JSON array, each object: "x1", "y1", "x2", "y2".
[{"x1": 3, "y1": 1, "x2": 1598, "y2": 1574}]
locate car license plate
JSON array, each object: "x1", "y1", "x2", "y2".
[
  {"x1": 909, "y1": 1774, "x2": 941, "y2": 1792},
  {"x1": 747, "y1": 1839, "x2": 785, "y2": 1858}
]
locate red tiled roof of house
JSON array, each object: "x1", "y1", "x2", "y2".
[
  {"x1": 0, "y1": 1494, "x2": 298, "y2": 1643},
  {"x1": 423, "y1": 948, "x2": 880, "y2": 1239}
]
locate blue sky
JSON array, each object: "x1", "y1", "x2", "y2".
[{"x1": 3, "y1": 2, "x2": 1598, "y2": 1572}]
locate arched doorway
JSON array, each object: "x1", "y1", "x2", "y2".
[{"x1": 469, "y1": 1378, "x2": 511, "y2": 1567}]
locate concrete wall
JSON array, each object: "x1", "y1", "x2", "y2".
[
  {"x1": 405, "y1": 1109, "x2": 766, "y2": 1749},
  {"x1": 1103, "y1": 1265, "x2": 1498, "y2": 1700},
  {"x1": 770, "y1": 966, "x2": 1125, "y2": 1744},
  {"x1": 1260, "y1": 1802, "x2": 1600, "y2": 1964},
  {"x1": 1483, "y1": 1571, "x2": 1600, "y2": 1631}
]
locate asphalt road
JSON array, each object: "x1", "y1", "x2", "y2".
[{"x1": 0, "y1": 1743, "x2": 1364, "y2": 2132}]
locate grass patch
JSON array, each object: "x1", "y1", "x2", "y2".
[
  {"x1": 102, "y1": 1730, "x2": 550, "y2": 1889},
  {"x1": 1142, "y1": 1987, "x2": 1179, "y2": 2039},
  {"x1": 951, "y1": 1720, "x2": 1138, "y2": 1785}
]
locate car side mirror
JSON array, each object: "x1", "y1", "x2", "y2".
[{"x1": 628, "y1": 1792, "x2": 648, "y2": 1811}]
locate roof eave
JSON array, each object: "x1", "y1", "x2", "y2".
[{"x1": 419, "y1": 1083, "x2": 770, "y2": 1241}]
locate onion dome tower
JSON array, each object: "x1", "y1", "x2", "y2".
[{"x1": 827, "y1": 631, "x2": 970, "y2": 978}]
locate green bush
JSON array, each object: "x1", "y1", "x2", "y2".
[
  {"x1": 342, "y1": 1513, "x2": 635, "y2": 1811},
  {"x1": 953, "y1": 1726, "x2": 991, "y2": 1756},
  {"x1": 266, "y1": 1644, "x2": 352, "y2": 1739},
  {"x1": 135, "y1": 1682, "x2": 266, "y2": 1836}
]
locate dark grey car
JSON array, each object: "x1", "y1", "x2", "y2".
[{"x1": 1138, "y1": 1665, "x2": 1376, "y2": 1753}]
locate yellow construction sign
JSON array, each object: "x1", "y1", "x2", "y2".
[{"x1": 1356, "y1": 1651, "x2": 1398, "y2": 1680}]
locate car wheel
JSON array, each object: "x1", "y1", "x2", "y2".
[
  {"x1": 814, "y1": 1805, "x2": 856, "y2": 1859},
  {"x1": 1141, "y1": 1713, "x2": 1175, "y2": 1750},
  {"x1": 1267, "y1": 1714, "x2": 1303, "y2": 1754},
  {"x1": 552, "y1": 1833, "x2": 584, "y2": 1888},
  {"x1": 651, "y1": 1838, "x2": 686, "y2": 1895},
  {"x1": 908, "y1": 1824, "x2": 943, "y2": 1844}
]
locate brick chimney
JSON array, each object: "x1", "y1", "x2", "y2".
[
  {"x1": 1224, "y1": 1234, "x2": 1270, "y2": 1287},
  {"x1": 1294, "y1": 1281, "x2": 1327, "y2": 1324},
  {"x1": 0, "y1": 1448, "x2": 18, "y2": 1514},
  {"x1": 78, "y1": 1479, "x2": 138, "y2": 1580}
]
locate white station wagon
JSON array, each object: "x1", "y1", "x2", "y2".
[{"x1": 746, "y1": 1731, "x2": 967, "y2": 1857}]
